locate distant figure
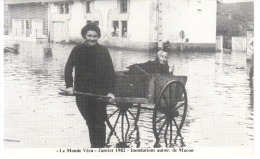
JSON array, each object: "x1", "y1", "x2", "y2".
[
  {"x1": 249, "y1": 37, "x2": 254, "y2": 80},
  {"x1": 125, "y1": 49, "x2": 174, "y2": 75}
]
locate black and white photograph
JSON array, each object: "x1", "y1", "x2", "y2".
[{"x1": 0, "y1": 0, "x2": 259, "y2": 158}]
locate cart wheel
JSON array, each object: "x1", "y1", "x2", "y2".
[
  {"x1": 106, "y1": 103, "x2": 141, "y2": 142},
  {"x1": 153, "y1": 80, "x2": 188, "y2": 146}
]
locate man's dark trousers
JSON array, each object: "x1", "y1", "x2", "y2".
[{"x1": 76, "y1": 95, "x2": 107, "y2": 148}]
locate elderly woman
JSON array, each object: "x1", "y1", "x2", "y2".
[{"x1": 126, "y1": 49, "x2": 174, "y2": 75}]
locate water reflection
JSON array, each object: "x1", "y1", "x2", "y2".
[{"x1": 4, "y1": 40, "x2": 254, "y2": 148}]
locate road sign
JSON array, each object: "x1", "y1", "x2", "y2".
[{"x1": 179, "y1": 30, "x2": 185, "y2": 39}]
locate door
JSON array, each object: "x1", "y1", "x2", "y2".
[
  {"x1": 24, "y1": 19, "x2": 31, "y2": 37},
  {"x1": 32, "y1": 19, "x2": 43, "y2": 37},
  {"x1": 52, "y1": 21, "x2": 65, "y2": 42},
  {"x1": 223, "y1": 36, "x2": 232, "y2": 50},
  {"x1": 12, "y1": 19, "x2": 23, "y2": 36}
]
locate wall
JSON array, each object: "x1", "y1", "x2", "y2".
[
  {"x1": 232, "y1": 37, "x2": 246, "y2": 52},
  {"x1": 8, "y1": 3, "x2": 48, "y2": 35},
  {"x1": 58, "y1": 0, "x2": 217, "y2": 52},
  {"x1": 162, "y1": 0, "x2": 217, "y2": 52},
  {"x1": 216, "y1": 35, "x2": 223, "y2": 52},
  {"x1": 67, "y1": 1, "x2": 87, "y2": 40},
  {"x1": 49, "y1": 2, "x2": 73, "y2": 42},
  {"x1": 67, "y1": 0, "x2": 153, "y2": 51},
  {"x1": 9, "y1": 4, "x2": 47, "y2": 21}
]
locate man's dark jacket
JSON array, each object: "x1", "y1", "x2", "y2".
[{"x1": 65, "y1": 43, "x2": 115, "y2": 95}]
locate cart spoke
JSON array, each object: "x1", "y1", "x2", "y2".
[
  {"x1": 172, "y1": 117, "x2": 179, "y2": 130},
  {"x1": 175, "y1": 102, "x2": 185, "y2": 110},
  {"x1": 125, "y1": 111, "x2": 130, "y2": 141},
  {"x1": 156, "y1": 115, "x2": 166, "y2": 124},
  {"x1": 169, "y1": 120, "x2": 173, "y2": 146},
  {"x1": 108, "y1": 108, "x2": 120, "y2": 119},
  {"x1": 162, "y1": 94, "x2": 169, "y2": 108},
  {"x1": 134, "y1": 104, "x2": 141, "y2": 125},
  {"x1": 158, "y1": 120, "x2": 167, "y2": 136},
  {"x1": 121, "y1": 112, "x2": 125, "y2": 142},
  {"x1": 169, "y1": 84, "x2": 172, "y2": 105},
  {"x1": 174, "y1": 84, "x2": 179, "y2": 102},
  {"x1": 127, "y1": 109, "x2": 136, "y2": 120},
  {"x1": 113, "y1": 111, "x2": 122, "y2": 130},
  {"x1": 164, "y1": 121, "x2": 170, "y2": 145},
  {"x1": 176, "y1": 114, "x2": 183, "y2": 118}
]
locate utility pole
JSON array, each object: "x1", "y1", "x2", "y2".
[{"x1": 156, "y1": 0, "x2": 163, "y2": 51}]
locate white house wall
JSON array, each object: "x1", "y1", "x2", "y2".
[
  {"x1": 49, "y1": 0, "x2": 217, "y2": 51},
  {"x1": 128, "y1": 0, "x2": 150, "y2": 43},
  {"x1": 49, "y1": 3, "x2": 71, "y2": 42},
  {"x1": 163, "y1": 0, "x2": 217, "y2": 51},
  {"x1": 163, "y1": 0, "x2": 217, "y2": 43},
  {"x1": 95, "y1": 0, "x2": 118, "y2": 38},
  {"x1": 68, "y1": 1, "x2": 87, "y2": 40}
]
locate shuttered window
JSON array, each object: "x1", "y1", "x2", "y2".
[
  {"x1": 58, "y1": 3, "x2": 69, "y2": 14},
  {"x1": 59, "y1": 4, "x2": 64, "y2": 14},
  {"x1": 120, "y1": 0, "x2": 127, "y2": 13},
  {"x1": 86, "y1": 1, "x2": 91, "y2": 13},
  {"x1": 87, "y1": 20, "x2": 99, "y2": 26},
  {"x1": 65, "y1": 3, "x2": 69, "y2": 14},
  {"x1": 112, "y1": 21, "x2": 119, "y2": 37},
  {"x1": 121, "y1": 21, "x2": 127, "y2": 37}
]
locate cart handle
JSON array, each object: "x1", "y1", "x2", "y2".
[
  {"x1": 59, "y1": 88, "x2": 111, "y2": 100},
  {"x1": 135, "y1": 65, "x2": 149, "y2": 76}
]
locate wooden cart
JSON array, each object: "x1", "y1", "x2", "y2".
[{"x1": 106, "y1": 72, "x2": 188, "y2": 147}]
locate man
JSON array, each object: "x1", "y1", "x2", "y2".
[{"x1": 64, "y1": 23, "x2": 115, "y2": 148}]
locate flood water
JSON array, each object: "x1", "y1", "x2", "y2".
[{"x1": 4, "y1": 40, "x2": 254, "y2": 149}]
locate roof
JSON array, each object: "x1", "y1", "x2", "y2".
[
  {"x1": 4, "y1": 0, "x2": 73, "y2": 5},
  {"x1": 217, "y1": 0, "x2": 223, "y2": 4}
]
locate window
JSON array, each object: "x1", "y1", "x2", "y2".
[
  {"x1": 58, "y1": 3, "x2": 69, "y2": 14},
  {"x1": 120, "y1": 0, "x2": 127, "y2": 13},
  {"x1": 112, "y1": 21, "x2": 119, "y2": 37},
  {"x1": 65, "y1": 3, "x2": 69, "y2": 14},
  {"x1": 121, "y1": 21, "x2": 127, "y2": 37},
  {"x1": 87, "y1": 20, "x2": 99, "y2": 26},
  {"x1": 59, "y1": 4, "x2": 64, "y2": 14},
  {"x1": 86, "y1": 1, "x2": 91, "y2": 13},
  {"x1": 111, "y1": 20, "x2": 127, "y2": 38},
  {"x1": 25, "y1": 20, "x2": 31, "y2": 29}
]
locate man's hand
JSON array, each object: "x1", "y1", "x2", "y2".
[
  {"x1": 66, "y1": 87, "x2": 74, "y2": 95},
  {"x1": 107, "y1": 93, "x2": 115, "y2": 103}
]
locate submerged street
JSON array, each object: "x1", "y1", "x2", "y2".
[{"x1": 4, "y1": 40, "x2": 253, "y2": 149}]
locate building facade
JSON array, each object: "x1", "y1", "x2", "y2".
[
  {"x1": 5, "y1": 0, "x2": 218, "y2": 52},
  {"x1": 5, "y1": 1, "x2": 49, "y2": 39}
]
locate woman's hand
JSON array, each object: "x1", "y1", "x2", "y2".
[
  {"x1": 169, "y1": 64, "x2": 174, "y2": 74},
  {"x1": 66, "y1": 87, "x2": 74, "y2": 95},
  {"x1": 107, "y1": 93, "x2": 115, "y2": 103}
]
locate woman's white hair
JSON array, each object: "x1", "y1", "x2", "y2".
[{"x1": 156, "y1": 50, "x2": 168, "y2": 56}]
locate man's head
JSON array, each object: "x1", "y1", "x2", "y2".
[
  {"x1": 81, "y1": 23, "x2": 101, "y2": 46},
  {"x1": 157, "y1": 50, "x2": 168, "y2": 65}
]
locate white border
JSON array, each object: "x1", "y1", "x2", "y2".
[{"x1": 1, "y1": 0, "x2": 259, "y2": 159}]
